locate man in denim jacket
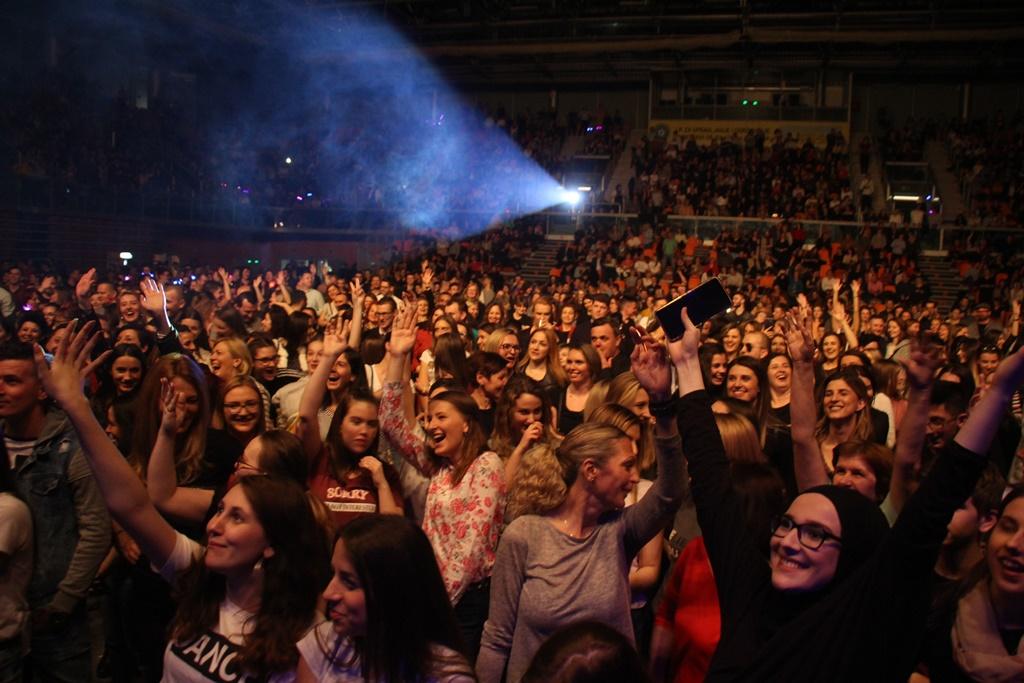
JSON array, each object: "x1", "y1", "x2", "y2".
[{"x1": 0, "y1": 341, "x2": 110, "y2": 680}]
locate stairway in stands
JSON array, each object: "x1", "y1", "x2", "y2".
[
  {"x1": 519, "y1": 239, "x2": 563, "y2": 283},
  {"x1": 917, "y1": 253, "x2": 962, "y2": 312}
]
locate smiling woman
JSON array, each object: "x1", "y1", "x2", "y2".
[
  {"x1": 32, "y1": 322, "x2": 330, "y2": 682},
  {"x1": 296, "y1": 515, "x2": 474, "y2": 683},
  {"x1": 380, "y1": 304, "x2": 505, "y2": 662},
  {"x1": 477, "y1": 341, "x2": 684, "y2": 683},
  {"x1": 663, "y1": 305, "x2": 1024, "y2": 682}
]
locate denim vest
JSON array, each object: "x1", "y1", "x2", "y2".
[{"x1": 4, "y1": 409, "x2": 81, "y2": 608}]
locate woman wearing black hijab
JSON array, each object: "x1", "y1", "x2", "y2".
[{"x1": 660, "y1": 306, "x2": 1024, "y2": 682}]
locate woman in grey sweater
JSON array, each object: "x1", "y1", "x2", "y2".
[{"x1": 477, "y1": 345, "x2": 683, "y2": 683}]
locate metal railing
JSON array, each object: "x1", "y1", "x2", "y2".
[{"x1": 6, "y1": 176, "x2": 1020, "y2": 256}]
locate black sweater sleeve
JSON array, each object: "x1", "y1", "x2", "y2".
[
  {"x1": 886, "y1": 440, "x2": 988, "y2": 580},
  {"x1": 677, "y1": 390, "x2": 769, "y2": 621}
]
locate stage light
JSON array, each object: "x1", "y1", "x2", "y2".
[
  {"x1": 285, "y1": 157, "x2": 293, "y2": 164},
  {"x1": 560, "y1": 189, "x2": 581, "y2": 206},
  {"x1": 741, "y1": 99, "x2": 749, "y2": 106}
]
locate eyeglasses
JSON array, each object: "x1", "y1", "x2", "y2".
[
  {"x1": 771, "y1": 515, "x2": 842, "y2": 550},
  {"x1": 234, "y1": 459, "x2": 265, "y2": 475},
  {"x1": 224, "y1": 400, "x2": 260, "y2": 412},
  {"x1": 500, "y1": 343, "x2": 520, "y2": 352}
]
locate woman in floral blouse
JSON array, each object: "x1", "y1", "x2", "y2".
[{"x1": 380, "y1": 303, "x2": 506, "y2": 663}]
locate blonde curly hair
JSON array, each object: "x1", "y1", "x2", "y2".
[{"x1": 506, "y1": 422, "x2": 627, "y2": 521}]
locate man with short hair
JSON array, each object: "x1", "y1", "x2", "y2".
[
  {"x1": 0, "y1": 341, "x2": 110, "y2": 680},
  {"x1": 531, "y1": 298, "x2": 554, "y2": 328},
  {"x1": 741, "y1": 331, "x2": 770, "y2": 360},
  {"x1": 163, "y1": 284, "x2": 188, "y2": 325},
  {"x1": 235, "y1": 292, "x2": 261, "y2": 334},
  {"x1": 966, "y1": 302, "x2": 1002, "y2": 340},
  {"x1": 296, "y1": 270, "x2": 325, "y2": 313},
  {"x1": 590, "y1": 317, "x2": 630, "y2": 380}
]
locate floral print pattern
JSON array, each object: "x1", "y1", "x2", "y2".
[{"x1": 381, "y1": 381, "x2": 505, "y2": 604}]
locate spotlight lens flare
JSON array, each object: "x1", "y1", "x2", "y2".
[{"x1": 561, "y1": 189, "x2": 582, "y2": 206}]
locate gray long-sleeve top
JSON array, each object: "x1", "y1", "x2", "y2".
[{"x1": 476, "y1": 433, "x2": 684, "y2": 683}]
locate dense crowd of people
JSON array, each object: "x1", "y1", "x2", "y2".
[
  {"x1": 0, "y1": 196, "x2": 1023, "y2": 683},
  {"x1": 621, "y1": 128, "x2": 856, "y2": 222}
]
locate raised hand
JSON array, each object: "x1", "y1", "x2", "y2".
[
  {"x1": 358, "y1": 456, "x2": 387, "y2": 487},
  {"x1": 350, "y1": 276, "x2": 365, "y2": 302},
  {"x1": 797, "y1": 292, "x2": 810, "y2": 313},
  {"x1": 517, "y1": 421, "x2": 545, "y2": 451},
  {"x1": 631, "y1": 333, "x2": 672, "y2": 401},
  {"x1": 158, "y1": 378, "x2": 183, "y2": 437},
  {"x1": 33, "y1": 320, "x2": 110, "y2": 409},
  {"x1": 139, "y1": 278, "x2": 168, "y2": 317},
  {"x1": 784, "y1": 307, "x2": 815, "y2": 364},
  {"x1": 902, "y1": 337, "x2": 942, "y2": 390},
  {"x1": 388, "y1": 302, "x2": 418, "y2": 357},
  {"x1": 666, "y1": 307, "x2": 700, "y2": 368},
  {"x1": 323, "y1": 317, "x2": 351, "y2": 357},
  {"x1": 850, "y1": 279, "x2": 861, "y2": 296},
  {"x1": 75, "y1": 268, "x2": 96, "y2": 305},
  {"x1": 830, "y1": 298, "x2": 847, "y2": 324}
]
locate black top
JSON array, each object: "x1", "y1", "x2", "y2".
[
  {"x1": 676, "y1": 390, "x2": 987, "y2": 682},
  {"x1": 557, "y1": 388, "x2": 585, "y2": 436}
]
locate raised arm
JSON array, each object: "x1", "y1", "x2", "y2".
[
  {"x1": 830, "y1": 297, "x2": 860, "y2": 350},
  {"x1": 218, "y1": 267, "x2": 232, "y2": 302},
  {"x1": 297, "y1": 317, "x2": 350, "y2": 460},
  {"x1": 276, "y1": 270, "x2": 292, "y2": 307},
  {"x1": 348, "y1": 278, "x2": 365, "y2": 350},
  {"x1": 139, "y1": 278, "x2": 185, "y2": 356},
  {"x1": 786, "y1": 308, "x2": 830, "y2": 491},
  {"x1": 74, "y1": 267, "x2": 97, "y2": 314},
  {"x1": 504, "y1": 422, "x2": 544, "y2": 484},
  {"x1": 956, "y1": 347, "x2": 1024, "y2": 455},
  {"x1": 146, "y1": 378, "x2": 215, "y2": 522},
  {"x1": 888, "y1": 346, "x2": 1024, "y2": 575},
  {"x1": 33, "y1": 322, "x2": 178, "y2": 568},
  {"x1": 380, "y1": 304, "x2": 434, "y2": 475},
  {"x1": 850, "y1": 279, "x2": 862, "y2": 335},
  {"x1": 624, "y1": 335, "x2": 684, "y2": 552},
  {"x1": 668, "y1": 308, "x2": 770, "y2": 596},
  {"x1": 887, "y1": 341, "x2": 942, "y2": 517}
]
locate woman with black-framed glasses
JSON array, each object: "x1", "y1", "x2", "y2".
[{"x1": 662, "y1": 305, "x2": 1024, "y2": 682}]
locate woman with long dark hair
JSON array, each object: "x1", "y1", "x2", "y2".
[
  {"x1": 381, "y1": 306, "x2": 505, "y2": 662},
  {"x1": 297, "y1": 515, "x2": 475, "y2": 682},
  {"x1": 297, "y1": 318, "x2": 403, "y2": 530},
  {"x1": 34, "y1": 321, "x2": 331, "y2": 681}
]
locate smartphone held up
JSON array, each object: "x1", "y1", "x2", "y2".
[{"x1": 654, "y1": 278, "x2": 731, "y2": 340}]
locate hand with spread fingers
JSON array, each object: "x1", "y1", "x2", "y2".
[{"x1": 33, "y1": 320, "x2": 110, "y2": 409}]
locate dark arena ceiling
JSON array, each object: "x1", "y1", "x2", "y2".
[
  {"x1": 228, "y1": 0, "x2": 1024, "y2": 84},
  {"x1": 26, "y1": 0, "x2": 1024, "y2": 86}
]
